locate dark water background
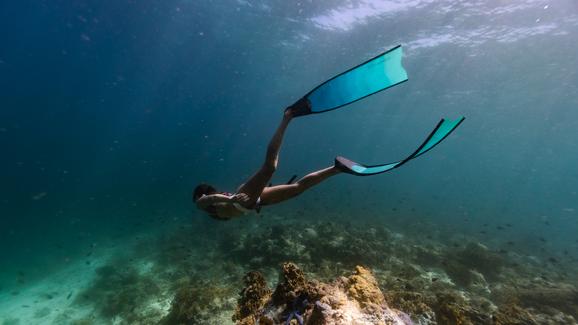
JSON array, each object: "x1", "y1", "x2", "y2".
[{"x1": 1, "y1": 0, "x2": 577, "y2": 289}]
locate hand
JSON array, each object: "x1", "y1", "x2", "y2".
[{"x1": 232, "y1": 193, "x2": 250, "y2": 204}]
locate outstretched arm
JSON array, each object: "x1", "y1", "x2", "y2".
[
  {"x1": 196, "y1": 194, "x2": 233, "y2": 209},
  {"x1": 196, "y1": 193, "x2": 250, "y2": 209}
]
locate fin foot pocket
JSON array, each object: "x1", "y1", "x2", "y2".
[{"x1": 285, "y1": 97, "x2": 312, "y2": 117}]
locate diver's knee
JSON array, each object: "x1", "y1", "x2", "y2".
[{"x1": 292, "y1": 182, "x2": 308, "y2": 195}]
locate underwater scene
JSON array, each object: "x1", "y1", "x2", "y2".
[{"x1": 1, "y1": 0, "x2": 578, "y2": 324}]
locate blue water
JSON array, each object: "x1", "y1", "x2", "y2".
[{"x1": 1, "y1": 0, "x2": 578, "y2": 323}]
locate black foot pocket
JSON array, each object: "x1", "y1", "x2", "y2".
[
  {"x1": 334, "y1": 156, "x2": 355, "y2": 174},
  {"x1": 285, "y1": 97, "x2": 312, "y2": 117}
]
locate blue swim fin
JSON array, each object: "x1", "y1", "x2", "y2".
[
  {"x1": 335, "y1": 117, "x2": 465, "y2": 176},
  {"x1": 287, "y1": 45, "x2": 408, "y2": 117}
]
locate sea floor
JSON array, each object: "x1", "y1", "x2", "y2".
[{"x1": 1, "y1": 212, "x2": 578, "y2": 324}]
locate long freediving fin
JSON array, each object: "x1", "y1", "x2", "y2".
[
  {"x1": 335, "y1": 117, "x2": 465, "y2": 176},
  {"x1": 287, "y1": 45, "x2": 408, "y2": 117}
]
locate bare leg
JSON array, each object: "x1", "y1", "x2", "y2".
[
  {"x1": 260, "y1": 165, "x2": 341, "y2": 205},
  {"x1": 236, "y1": 112, "x2": 293, "y2": 206}
]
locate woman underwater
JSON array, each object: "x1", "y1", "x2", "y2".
[
  {"x1": 193, "y1": 45, "x2": 464, "y2": 220},
  {"x1": 193, "y1": 107, "x2": 342, "y2": 220}
]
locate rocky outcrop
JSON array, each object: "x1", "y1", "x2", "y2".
[{"x1": 233, "y1": 262, "x2": 411, "y2": 325}]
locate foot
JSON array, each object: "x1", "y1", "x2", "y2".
[
  {"x1": 334, "y1": 156, "x2": 354, "y2": 174},
  {"x1": 285, "y1": 97, "x2": 311, "y2": 118},
  {"x1": 284, "y1": 107, "x2": 295, "y2": 120}
]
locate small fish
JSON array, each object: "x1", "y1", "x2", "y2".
[
  {"x1": 32, "y1": 192, "x2": 47, "y2": 200},
  {"x1": 67, "y1": 292, "x2": 73, "y2": 300},
  {"x1": 539, "y1": 237, "x2": 547, "y2": 243},
  {"x1": 480, "y1": 230, "x2": 487, "y2": 234},
  {"x1": 507, "y1": 241, "x2": 515, "y2": 246},
  {"x1": 496, "y1": 226, "x2": 504, "y2": 230},
  {"x1": 548, "y1": 257, "x2": 558, "y2": 264},
  {"x1": 22, "y1": 305, "x2": 30, "y2": 308},
  {"x1": 483, "y1": 223, "x2": 488, "y2": 227}
]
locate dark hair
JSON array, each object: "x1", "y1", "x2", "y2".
[{"x1": 192, "y1": 183, "x2": 217, "y2": 202}]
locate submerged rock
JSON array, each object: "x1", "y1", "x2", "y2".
[{"x1": 233, "y1": 262, "x2": 411, "y2": 325}]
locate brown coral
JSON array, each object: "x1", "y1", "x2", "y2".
[
  {"x1": 272, "y1": 262, "x2": 309, "y2": 305},
  {"x1": 234, "y1": 263, "x2": 411, "y2": 325},
  {"x1": 345, "y1": 265, "x2": 385, "y2": 311},
  {"x1": 232, "y1": 271, "x2": 272, "y2": 325}
]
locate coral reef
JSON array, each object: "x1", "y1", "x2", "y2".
[
  {"x1": 345, "y1": 265, "x2": 386, "y2": 310},
  {"x1": 492, "y1": 304, "x2": 538, "y2": 324},
  {"x1": 161, "y1": 275, "x2": 236, "y2": 325},
  {"x1": 442, "y1": 242, "x2": 505, "y2": 285},
  {"x1": 233, "y1": 262, "x2": 411, "y2": 325},
  {"x1": 162, "y1": 284, "x2": 224, "y2": 324},
  {"x1": 227, "y1": 222, "x2": 393, "y2": 272},
  {"x1": 233, "y1": 271, "x2": 272, "y2": 325},
  {"x1": 62, "y1": 219, "x2": 578, "y2": 324}
]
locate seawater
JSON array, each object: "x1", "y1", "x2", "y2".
[{"x1": 1, "y1": 0, "x2": 577, "y2": 324}]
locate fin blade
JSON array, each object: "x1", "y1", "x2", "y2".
[
  {"x1": 306, "y1": 45, "x2": 408, "y2": 114},
  {"x1": 335, "y1": 116, "x2": 465, "y2": 176},
  {"x1": 335, "y1": 156, "x2": 400, "y2": 176}
]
